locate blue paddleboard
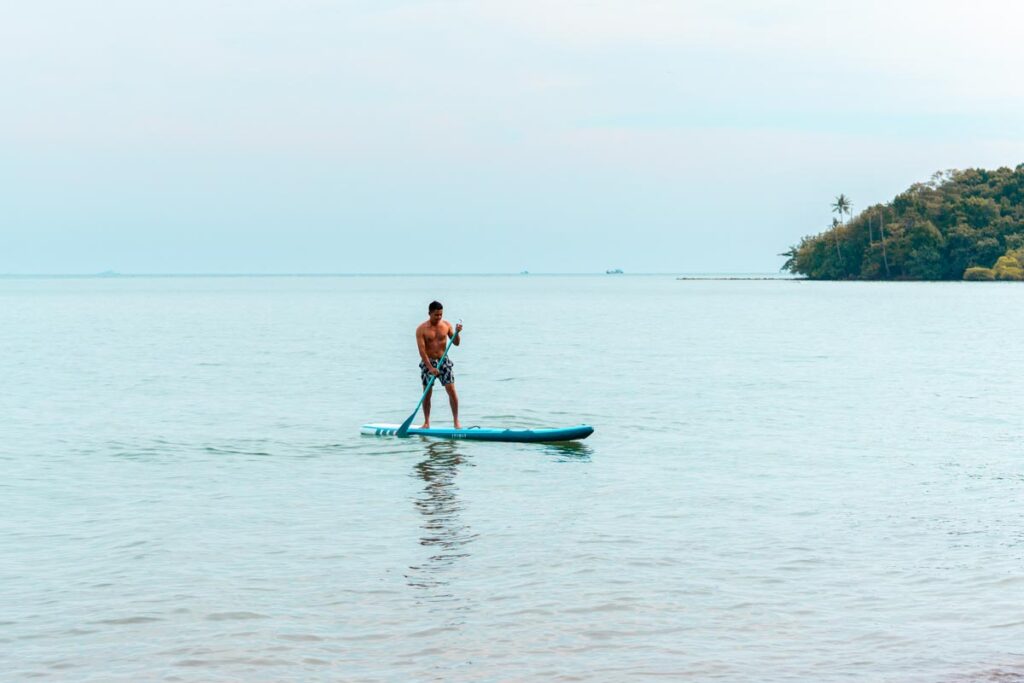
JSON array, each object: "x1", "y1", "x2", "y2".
[{"x1": 360, "y1": 423, "x2": 594, "y2": 443}]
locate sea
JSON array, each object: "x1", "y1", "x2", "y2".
[{"x1": 2, "y1": 274, "x2": 1022, "y2": 682}]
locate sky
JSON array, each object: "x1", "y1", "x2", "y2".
[{"x1": 3, "y1": 0, "x2": 1024, "y2": 274}]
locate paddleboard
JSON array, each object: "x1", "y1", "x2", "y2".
[{"x1": 360, "y1": 423, "x2": 594, "y2": 443}]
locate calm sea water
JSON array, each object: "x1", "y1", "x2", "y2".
[{"x1": 2, "y1": 275, "x2": 1022, "y2": 682}]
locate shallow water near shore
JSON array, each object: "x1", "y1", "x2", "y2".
[{"x1": 2, "y1": 274, "x2": 1023, "y2": 682}]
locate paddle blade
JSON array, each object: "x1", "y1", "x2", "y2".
[{"x1": 395, "y1": 411, "x2": 417, "y2": 438}]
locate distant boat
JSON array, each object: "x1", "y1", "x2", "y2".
[
  {"x1": 605, "y1": 268, "x2": 624, "y2": 275},
  {"x1": 520, "y1": 270, "x2": 529, "y2": 275}
]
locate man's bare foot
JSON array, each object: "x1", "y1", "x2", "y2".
[
  {"x1": 453, "y1": 421, "x2": 462, "y2": 429},
  {"x1": 420, "y1": 422, "x2": 430, "y2": 429}
]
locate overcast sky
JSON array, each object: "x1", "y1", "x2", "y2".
[{"x1": 3, "y1": 0, "x2": 1024, "y2": 274}]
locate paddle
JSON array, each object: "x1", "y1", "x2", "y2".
[{"x1": 396, "y1": 319, "x2": 462, "y2": 438}]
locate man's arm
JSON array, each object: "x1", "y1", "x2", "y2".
[
  {"x1": 416, "y1": 327, "x2": 438, "y2": 374},
  {"x1": 448, "y1": 321, "x2": 463, "y2": 346}
]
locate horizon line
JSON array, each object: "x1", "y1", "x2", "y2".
[{"x1": 0, "y1": 271, "x2": 783, "y2": 279}]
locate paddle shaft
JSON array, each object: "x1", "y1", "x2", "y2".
[{"x1": 396, "y1": 319, "x2": 461, "y2": 437}]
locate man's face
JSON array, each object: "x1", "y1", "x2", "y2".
[{"x1": 429, "y1": 308, "x2": 443, "y2": 324}]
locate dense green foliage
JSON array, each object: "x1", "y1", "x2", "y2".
[
  {"x1": 994, "y1": 252, "x2": 1024, "y2": 280},
  {"x1": 963, "y1": 267, "x2": 995, "y2": 281},
  {"x1": 783, "y1": 165, "x2": 1024, "y2": 280}
]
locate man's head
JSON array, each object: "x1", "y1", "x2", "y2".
[{"x1": 428, "y1": 300, "x2": 443, "y2": 323}]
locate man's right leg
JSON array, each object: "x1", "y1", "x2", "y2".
[{"x1": 421, "y1": 386, "x2": 432, "y2": 428}]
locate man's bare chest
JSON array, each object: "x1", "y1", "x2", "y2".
[{"x1": 423, "y1": 326, "x2": 448, "y2": 345}]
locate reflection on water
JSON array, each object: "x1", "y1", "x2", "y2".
[{"x1": 406, "y1": 440, "x2": 478, "y2": 597}]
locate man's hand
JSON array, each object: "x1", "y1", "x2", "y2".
[
  {"x1": 455, "y1": 322, "x2": 463, "y2": 335},
  {"x1": 428, "y1": 366, "x2": 441, "y2": 377}
]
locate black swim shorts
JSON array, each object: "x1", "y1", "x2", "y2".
[{"x1": 420, "y1": 357, "x2": 455, "y2": 387}]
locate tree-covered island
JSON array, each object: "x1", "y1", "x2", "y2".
[{"x1": 782, "y1": 165, "x2": 1024, "y2": 280}]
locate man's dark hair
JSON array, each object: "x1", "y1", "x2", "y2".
[{"x1": 428, "y1": 301, "x2": 443, "y2": 313}]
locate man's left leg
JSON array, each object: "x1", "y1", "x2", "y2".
[
  {"x1": 421, "y1": 386, "x2": 433, "y2": 429},
  {"x1": 444, "y1": 383, "x2": 460, "y2": 429}
]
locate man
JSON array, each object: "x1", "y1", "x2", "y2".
[{"x1": 416, "y1": 301, "x2": 463, "y2": 429}]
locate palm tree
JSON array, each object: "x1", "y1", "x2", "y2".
[
  {"x1": 879, "y1": 207, "x2": 891, "y2": 277},
  {"x1": 832, "y1": 217, "x2": 844, "y2": 272},
  {"x1": 779, "y1": 246, "x2": 799, "y2": 272},
  {"x1": 832, "y1": 194, "x2": 852, "y2": 226}
]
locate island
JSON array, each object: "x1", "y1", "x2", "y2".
[{"x1": 781, "y1": 165, "x2": 1024, "y2": 280}]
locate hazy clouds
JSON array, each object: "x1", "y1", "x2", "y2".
[{"x1": 4, "y1": 0, "x2": 1023, "y2": 273}]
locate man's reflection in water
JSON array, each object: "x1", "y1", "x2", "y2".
[{"x1": 406, "y1": 440, "x2": 478, "y2": 597}]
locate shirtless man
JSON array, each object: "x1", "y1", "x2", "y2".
[{"x1": 416, "y1": 301, "x2": 463, "y2": 429}]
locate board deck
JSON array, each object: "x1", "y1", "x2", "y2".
[{"x1": 361, "y1": 423, "x2": 594, "y2": 443}]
